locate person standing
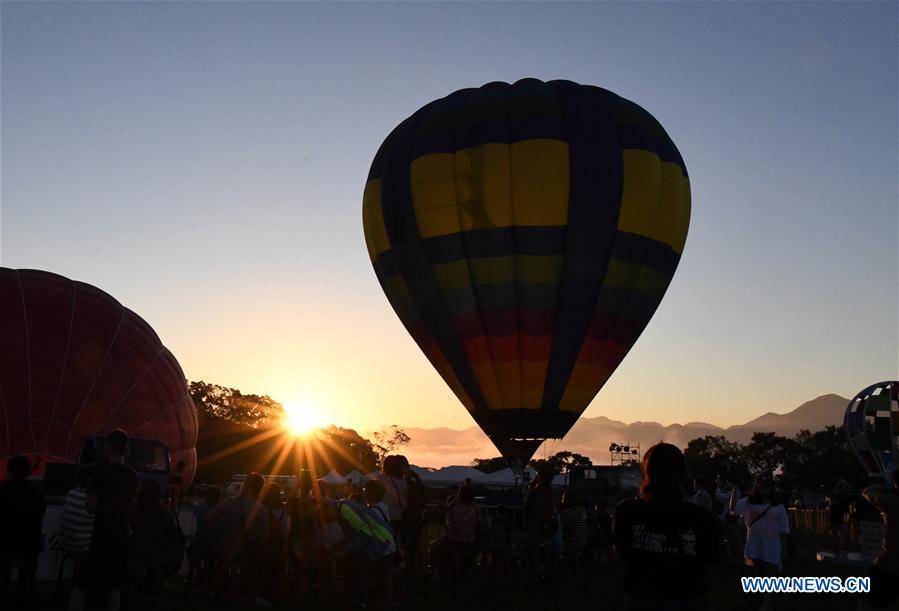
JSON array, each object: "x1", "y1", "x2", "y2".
[
  {"x1": 400, "y1": 456, "x2": 426, "y2": 576},
  {"x1": 715, "y1": 476, "x2": 741, "y2": 563},
  {"x1": 827, "y1": 480, "x2": 852, "y2": 551},
  {"x1": 859, "y1": 472, "x2": 899, "y2": 610},
  {"x1": 209, "y1": 473, "x2": 269, "y2": 600},
  {"x1": 70, "y1": 430, "x2": 140, "y2": 611},
  {"x1": 0, "y1": 455, "x2": 46, "y2": 601},
  {"x1": 129, "y1": 480, "x2": 172, "y2": 600},
  {"x1": 187, "y1": 485, "x2": 221, "y2": 594},
  {"x1": 560, "y1": 490, "x2": 587, "y2": 573},
  {"x1": 378, "y1": 456, "x2": 408, "y2": 541},
  {"x1": 613, "y1": 443, "x2": 719, "y2": 611},
  {"x1": 732, "y1": 479, "x2": 790, "y2": 574},
  {"x1": 691, "y1": 478, "x2": 714, "y2": 513},
  {"x1": 525, "y1": 469, "x2": 560, "y2": 590},
  {"x1": 61, "y1": 467, "x2": 94, "y2": 556}
]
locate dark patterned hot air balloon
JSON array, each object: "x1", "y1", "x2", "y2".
[
  {"x1": 845, "y1": 381, "x2": 899, "y2": 476},
  {"x1": 0, "y1": 268, "x2": 197, "y2": 486},
  {"x1": 363, "y1": 79, "x2": 690, "y2": 471}
]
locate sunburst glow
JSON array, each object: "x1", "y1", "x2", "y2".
[{"x1": 283, "y1": 401, "x2": 328, "y2": 437}]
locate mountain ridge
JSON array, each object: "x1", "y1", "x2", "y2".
[{"x1": 395, "y1": 393, "x2": 850, "y2": 469}]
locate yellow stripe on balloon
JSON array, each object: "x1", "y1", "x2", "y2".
[
  {"x1": 616, "y1": 150, "x2": 689, "y2": 252},
  {"x1": 602, "y1": 258, "x2": 668, "y2": 299},
  {"x1": 509, "y1": 139, "x2": 569, "y2": 226},
  {"x1": 674, "y1": 177, "x2": 691, "y2": 254},
  {"x1": 362, "y1": 179, "x2": 390, "y2": 261},
  {"x1": 616, "y1": 149, "x2": 661, "y2": 239},
  {"x1": 409, "y1": 139, "x2": 570, "y2": 239}
]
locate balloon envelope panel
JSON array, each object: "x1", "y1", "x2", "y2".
[
  {"x1": 0, "y1": 268, "x2": 197, "y2": 486},
  {"x1": 844, "y1": 381, "x2": 899, "y2": 476},
  {"x1": 363, "y1": 79, "x2": 690, "y2": 466}
]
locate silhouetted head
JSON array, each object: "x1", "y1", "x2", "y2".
[
  {"x1": 457, "y1": 485, "x2": 475, "y2": 504},
  {"x1": 640, "y1": 443, "x2": 687, "y2": 504},
  {"x1": 76, "y1": 466, "x2": 93, "y2": 489},
  {"x1": 561, "y1": 490, "x2": 580, "y2": 510},
  {"x1": 263, "y1": 483, "x2": 282, "y2": 510},
  {"x1": 383, "y1": 455, "x2": 403, "y2": 478},
  {"x1": 533, "y1": 467, "x2": 555, "y2": 493},
  {"x1": 107, "y1": 429, "x2": 129, "y2": 458},
  {"x1": 242, "y1": 473, "x2": 265, "y2": 498},
  {"x1": 397, "y1": 455, "x2": 410, "y2": 474},
  {"x1": 363, "y1": 479, "x2": 386, "y2": 505},
  {"x1": 748, "y1": 478, "x2": 773, "y2": 504},
  {"x1": 7, "y1": 456, "x2": 30, "y2": 482}
]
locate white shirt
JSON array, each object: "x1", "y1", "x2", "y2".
[
  {"x1": 734, "y1": 498, "x2": 790, "y2": 569},
  {"x1": 377, "y1": 474, "x2": 408, "y2": 522}
]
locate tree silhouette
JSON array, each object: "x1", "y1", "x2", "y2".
[{"x1": 370, "y1": 425, "x2": 411, "y2": 465}]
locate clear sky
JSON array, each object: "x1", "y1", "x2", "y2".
[{"x1": 2, "y1": 2, "x2": 897, "y2": 433}]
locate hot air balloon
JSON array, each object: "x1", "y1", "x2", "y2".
[
  {"x1": 362, "y1": 79, "x2": 690, "y2": 472},
  {"x1": 0, "y1": 268, "x2": 198, "y2": 486},
  {"x1": 845, "y1": 381, "x2": 899, "y2": 476}
]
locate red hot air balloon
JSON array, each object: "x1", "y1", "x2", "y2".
[{"x1": 0, "y1": 268, "x2": 197, "y2": 486}]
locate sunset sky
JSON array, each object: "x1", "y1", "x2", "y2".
[{"x1": 2, "y1": 2, "x2": 896, "y2": 435}]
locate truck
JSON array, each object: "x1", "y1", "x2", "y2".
[
  {"x1": 561, "y1": 464, "x2": 642, "y2": 506},
  {"x1": 78, "y1": 435, "x2": 184, "y2": 501}
]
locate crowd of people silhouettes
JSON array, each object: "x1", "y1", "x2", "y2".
[{"x1": 2, "y1": 435, "x2": 899, "y2": 610}]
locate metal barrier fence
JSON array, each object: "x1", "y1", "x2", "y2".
[{"x1": 789, "y1": 508, "x2": 833, "y2": 535}]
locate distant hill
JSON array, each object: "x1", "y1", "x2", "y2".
[
  {"x1": 723, "y1": 394, "x2": 848, "y2": 444},
  {"x1": 397, "y1": 394, "x2": 850, "y2": 468}
]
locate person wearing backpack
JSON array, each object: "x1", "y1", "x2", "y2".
[
  {"x1": 732, "y1": 479, "x2": 790, "y2": 572},
  {"x1": 337, "y1": 479, "x2": 396, "y2": 610},
  {"x1": 732, "y1": 478, "x2": 790, "y2": 611}
]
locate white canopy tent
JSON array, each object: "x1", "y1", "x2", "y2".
[
  {"x1": 319, "y1": 470, "x2": 348, "y2": 486},
  {"x1": 344, "y1": 470, "x2": 365, "y2": 485}
]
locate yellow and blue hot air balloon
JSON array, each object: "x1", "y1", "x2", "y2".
[{"x1": 363, "y1": 79, "x2": 690, "y2": 472}]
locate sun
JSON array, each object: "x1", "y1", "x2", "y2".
[{"x1": 282, "y1": 401, "x2": 327, "y2": 437}]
